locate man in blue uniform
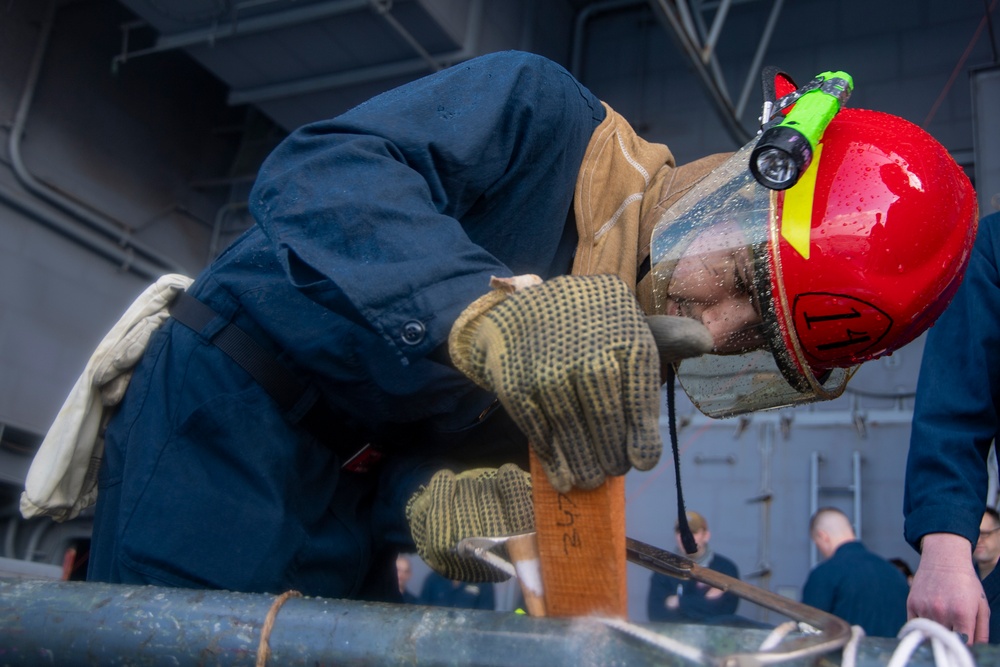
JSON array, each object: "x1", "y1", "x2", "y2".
[
  {"x1": 803, "y1": 507, "x2": 909, "y2": 638},
  {"x1": 647, "y1": 511, "x2": 740, "y2": 624},
  {"x1": 905, "y1": 212, "x2": 1000, "y2": 644},
  {"x1": 85, "y1": 51, "x2": 718, "y2": 599},
  {"x1": 69, "y1": 51, "x2": 975, "y2": 603}
]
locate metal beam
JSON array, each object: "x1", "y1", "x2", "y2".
[
  {"x1": 646, "y1": 0, "x2": 751, "y2": 145},
  {"x1": 113, "y1": 0, "x2": 371, "y2": 70},
  {"x1": 645, "y1": 0, "x2": 789, "y2": 147},
  {"x1": 228, "y1": 0, "x2": 485, "y2": 106},
  {"x1": 228, "y1": 51, "x2": 465, "y2": 105}
]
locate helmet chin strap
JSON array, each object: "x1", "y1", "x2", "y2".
[
  {"x1": 639, "y1": 247, "x2": 703, "y2": 555},
  {"x1": 666, "y1": 364, "x2": 698, "y2": 555}
]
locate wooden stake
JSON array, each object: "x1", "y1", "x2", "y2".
[{"x1": 529, "y1": 450, "x2": 627, "y2": 617}]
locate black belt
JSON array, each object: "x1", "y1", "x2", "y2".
[{"x1": 168, "y1": 291, "x2": 380, "y2": 473}]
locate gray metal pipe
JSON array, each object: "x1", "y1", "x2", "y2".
[
  {"x1": 0, "y1": 180, "x2": 162, "y2": 281},
  {"x1": 0, "y1": 577, "x2": 983, "y2": 666},
  {"x1": 0, "y1": 578, "x2": 751, "y2": 666}
]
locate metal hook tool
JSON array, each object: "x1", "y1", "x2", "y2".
[
  {"x1": 626, "y1": 537, "x2": 853, "y2": 666},
  {"x1": 458, "y1": 532, "x2": 852, "y2": 666}
]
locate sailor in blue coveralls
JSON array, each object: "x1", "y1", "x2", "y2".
[
  {"x1": 86, "y1": 50, "x2": 981, "y2": 603},
  {"x1": 88, "y1": 51, "x2": 655, "y2": 599},
  {"x1": 905, "y1": 212, "x2": 1000, "y2": 644}
]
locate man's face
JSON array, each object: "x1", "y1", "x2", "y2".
[
  {"x1": 675, "y1": 527, "x2": 711, "y2": 557},
  {"x1": 659, "y1": 220, "x2": 764, "y2": 354},
  {"x1": 974, "y1": 514, "x2": 1000, "y2": 567}
]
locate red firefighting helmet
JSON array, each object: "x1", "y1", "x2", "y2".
[
  {"x1": 650, "y1": 108, "x2": 978, "y2": 417},
  {"x1": 761, "y1": 107, "x2": 978, "y2": 389}
]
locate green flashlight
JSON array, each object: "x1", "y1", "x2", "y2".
[{"x1": 750, "y1": 71, "x2": 854, "y2": 190}]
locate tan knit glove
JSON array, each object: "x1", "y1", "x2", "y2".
[
  {"x1": 449, "y1": 274, "x2": 663, "y2": 493},
  {"x1": 406, "y1": 464, "x2": 534, "y2": 582}
]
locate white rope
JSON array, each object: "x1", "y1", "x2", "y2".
[
  {"x1": 600, "y1": 615, "x2": 976, "y2": 667},
  {"x1": 839, "y1": 625, "x2": 867, "y2": 667},
  {"x1": 886, "y1": 618, "x2": 976, "y2": 667},
  {"x1": 758, "y1": 621, "x2": 798, "y2": 651}
]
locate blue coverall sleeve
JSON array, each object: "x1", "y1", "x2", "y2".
[
  {"x1": 248, "y1": 51, "x2": 603, "y2": 366},
  {"x1": 904, "y1": 213, "x2": 1000, "y2": 550}
]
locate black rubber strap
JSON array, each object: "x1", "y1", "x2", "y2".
[
  {"x1": 168, "y1": 291, "x2": 377, "y2": 472},
  {"x1": 169, "y1": 291, "x2": 306, "y2": 412}
]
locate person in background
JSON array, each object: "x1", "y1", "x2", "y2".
[
  {"x1": 396, "y1": 553, "x2": 418, "y2": 603},
  {"x1": 419, "y1": 570, "x2": 495, "y2": 610},
  {"x1": 889, "y1": 558, "x2": 915, "y2": 587},
  {"x1": 803, "y1": 507, "x2": 909, "y2": 637},
  {"x1": 647, "y1": 511, "x2": 740, "y2": 624},
  {"x1": 903, "y1": 213, "x2": 1000, "y2": 645},
  {"x1": 975, "y1": 508, "x2": 1000, "y2": 583}
]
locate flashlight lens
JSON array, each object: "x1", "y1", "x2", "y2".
[{"x1": 755, "y1": 149, "x2": 798, "y2": 188}]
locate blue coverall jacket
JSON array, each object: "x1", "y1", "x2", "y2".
[
  {"x1": 88, "y1": 51, "x2": 606, "y2": 600},
  {"x1": 801, "y1": 540, "x2": 909, "y2": 638},
  {"x1": 904, "y1": 212, "x2": 1000, "y2": 641}
]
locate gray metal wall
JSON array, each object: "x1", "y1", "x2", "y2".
[{"x1": 1, "y1": 0, "x2": 997, "y2": 625}]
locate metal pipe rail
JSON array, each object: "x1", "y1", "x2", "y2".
[{"x1": 0, "y1": 577, "x2": 989, "y2": 666}]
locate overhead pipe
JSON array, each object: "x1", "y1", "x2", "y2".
[
  {"x1": 8, "y1": 0, "x2": 185, "y2": 278},
  {"x1": 0, "y1": 180, "x2": 162, "y2": 281}
]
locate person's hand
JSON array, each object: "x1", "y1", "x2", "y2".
[
  {"x1": 449, "y1": 274, "x2": 710, "y2": 492},
  {"x1": 405, "y1": 464, "x2": 534, "y2": 582},
  {"x1": 666, "y1": 594, "x2": 680, "y2": 610},
  {"x1": 702, "y1": 584, "x2": 724, "y2": 600},
  {"x1": 908, "y1": 532, "x2": 990, "y2": 645}
]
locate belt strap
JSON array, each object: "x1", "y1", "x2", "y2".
[
  {"x1": 168, "y1": 291, "x2": 380, "y2": 472},
  {"x1": 170, "y1": 291, "x2": 305, "y2": 412}
]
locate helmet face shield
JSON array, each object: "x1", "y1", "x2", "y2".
[
  {"x1": 650, "y1": 141, "x2": 769, "y2": 356},
  {"x1": 650, "y1": 141, "x2": 852, "y2": 418}
]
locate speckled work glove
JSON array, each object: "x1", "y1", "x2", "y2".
[
  {"x1": 406, "y1": 464, "x2": 534, "y2": 582},
  {"x1": 449, "y1": 274, "x2": 664, "y2": 493}
]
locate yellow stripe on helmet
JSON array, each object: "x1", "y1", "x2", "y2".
[{"x1": 780, "y1": 142, "x2": 824, "y2": 260}]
